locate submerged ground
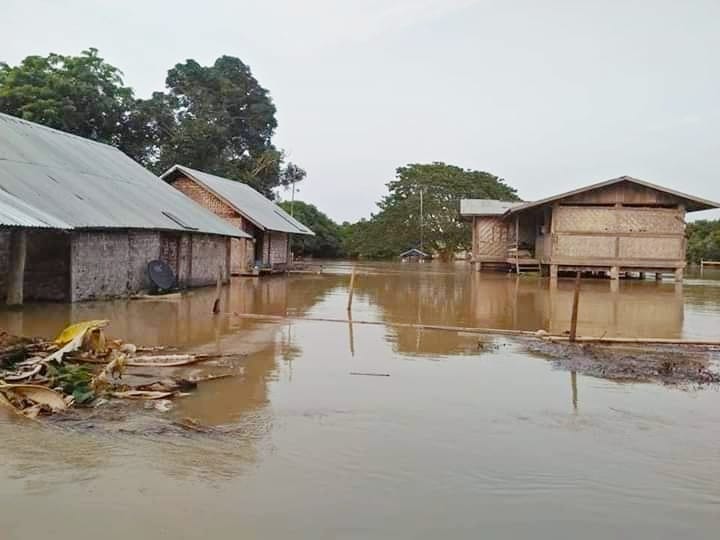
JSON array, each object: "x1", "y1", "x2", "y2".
[{"x1": 1, "y1": 262, "x2": 719, "y2": 539}]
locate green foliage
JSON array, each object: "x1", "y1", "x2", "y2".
[
  {"x1": 344, "y1": 162, "x2": 518, "y2": 260},
  {"x1": 0, "y1": 48, "x2": 138, "y2": 152},
  {"x1": 45, "y1": 363, "x2": 95, "y2": 405},
  {"x1": 278, "y1": 200, "x2": 345, "y2": 258},
  {"x1": 0, "y1": 49, "x2": 304, "y2": 196},
  {"x1": 686, "y1": 220, "x2": 720, "y2": 263}
]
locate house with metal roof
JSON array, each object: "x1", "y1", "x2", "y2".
[
  {"x1": 460, "y1": 176, "x2": 720, "y2": 281},
  {"x1": 161, "y1": 165, "x2": 314, "y2": 275},
  {"x1": 0, "y1": 112, "x2": 248, "y2": 304}
]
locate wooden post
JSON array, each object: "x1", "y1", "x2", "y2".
[
  {"x1": 549, "y1": 264, "x2": 558, "y2": 284},
  {"x1": 348, "y1": 312, "x2": 355, "y2": 356},
  {"x1": 569, "y1": 271, "x2": 581, "y2": 342},
  {"x1": 347, "y1": 268, "x2": 356, "y2": 312},
  {"x1": 514, "y1": 215, "x2": 520, "y2": 274},
  {"x1": 6, "y1": 229, "x2": 27, "y2": 306},
  {"x1": 700, "y1": 259, "x2": 704, "y2": 277},
  {"x1": 570, "y1": 371, "x2": 578, "y2": 411},
  {"x1": 212, "y1": 264, "x2": 223, "y2": 314}
]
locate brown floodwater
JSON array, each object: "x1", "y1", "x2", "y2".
[{"x1": 1, "y1": 262, "x2": 719, "y2": 539}]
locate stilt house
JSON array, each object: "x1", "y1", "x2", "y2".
[
  {"x1": 161, "y1": 165, "x2": 314, "y2": 275},
  {"x1": 0, "y1": 113, "x2": 247, "y2": 304},
  {"x1": 461, "y1": 176, "x2": 720, "y2": 281}
]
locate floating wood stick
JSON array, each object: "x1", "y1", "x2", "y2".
[
  {"x1": 347, "y1": 268, "x2": 356, "y2": 312},
  {"x1": 350, "y1": 372, "x2": 390, "y2": 377},
  {"x1": 569, "y1": 271, "x2": 581, "y2": 342}
]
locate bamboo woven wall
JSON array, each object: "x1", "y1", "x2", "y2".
[
  {"x1": 551, "y1": 205, "x2": 685, "y2": 264},
  {"x1": 554, "y1": 207, "x2": 683, "y2": 234},
  {"x1": 473, "y1": 217, "x2": 508, "y2": 258}
]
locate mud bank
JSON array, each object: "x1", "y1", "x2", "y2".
[{"x1": 526, "y1": 339, "x2": 720, "y2": 386}]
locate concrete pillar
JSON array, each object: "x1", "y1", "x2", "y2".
[
  {"x1": 675, "y1": 267, "x2": 684, "y2": 283},
  {"x1": 6, "y1": 229, "x2": 27, "y2": 306},
  {"x1": 639, "y1": 272, "x2": 646, "y2": 280},
  {"x1": 549, "y1": 264, "x2": 558, "y2": 287},
  {"x1": 609, "y1": 266, "x2": 620, "y2": 281},
  {"x1": 655, "y1": 272, "x2": 663, "y2": 281}
]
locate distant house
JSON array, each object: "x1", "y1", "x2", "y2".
[
  {"x1": 460, "y1": 176, "x2": 720, "y2": 281},
  {"x1": 161, "y1": 165, "x2": 314, "y2": 274},
  {"x1": 399, "y1": 248, "x2": 431, "y2": 263},
  {"x1": 0, "y1": 113, "x2": 247, "y2": 304}
]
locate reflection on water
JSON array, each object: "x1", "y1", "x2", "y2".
[{"x1": 1, "y1": 262, "x2": 720, "y2": 539}]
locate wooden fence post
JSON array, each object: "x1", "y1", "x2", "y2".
[
  {"x1": 569, "y1": 271, "x2": 581, "y2": 342},
  {"x1": 347, "y1": 268, "x2": 356, "y2": 312}
]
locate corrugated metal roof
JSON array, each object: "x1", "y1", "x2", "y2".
[
  {"x1": 161, "y1": 165, "x2": 314, "y2": 236},
  {"x1": 0, "y1": 188, "x2": 72, "y2": 228},
  {"x1": 0, "y1": 113, "x2": 249, "y2": 238},
  {"x1": 460, "y1": 199, "x2": 523, "y2": 216}
]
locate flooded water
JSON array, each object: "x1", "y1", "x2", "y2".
[{"x1": 2, "y1": 262, "x2": 720, "y2": 539}]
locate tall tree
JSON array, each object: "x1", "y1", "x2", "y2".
[
  {"x1": 345, "y1": 163, "x2": 518, "y2": 260},
  {"x1": 154, "y1": 56, "x2": 296, "y2": 197}
]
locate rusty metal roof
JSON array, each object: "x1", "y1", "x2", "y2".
[
  {"x1": 0, "y1": 113, "x2": 249, "y2": 237},
  {"x1": 161, "y1": 165, "x2": 314, "y2": 235}
]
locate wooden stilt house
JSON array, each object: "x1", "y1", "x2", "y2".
[{"x1": 461, "y1": 176, "x2": 720, "y2": 281}]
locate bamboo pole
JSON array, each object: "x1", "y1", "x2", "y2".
[
  {"x1": 232, "y1": 312, "x2": 536, "y2": 337},
  {"x1": 212, "y1": 264, "x2": 223, "y2": 315},
  {"x1": 347, "y1": 268, "x2": 356, "y2": 312},
  {"x1": 229, "y1": 311, "x2": 720, "y2": 346},
  {"x1": 569, "y1": 271, "x2": 581, "y2": 342}
]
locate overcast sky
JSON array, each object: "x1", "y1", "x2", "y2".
[{"x1": 3, "y1": 0, "x2": 719, "y2": 222}]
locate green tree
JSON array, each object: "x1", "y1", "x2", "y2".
[
  {"x1": 345, "y1": 162, "x2": 518, "y2": 260},
  {"x1": 686, "y1": 220, "x2": 720, "y2": 263},
  {"x1": 0, "y1": 48, "x2": 148, "y2": 161},
  {"x1": 154, "y1": 56, "x2": 298, "y2": 197},
  {"x1": 278, "y1": 200, "x2": 345, "y2": 258}
]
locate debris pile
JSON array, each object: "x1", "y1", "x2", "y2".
[
  {"x1": 526, "y1": 339, "x2": 720, "y2": 386},
  {"x1": 0, "y1": 320, "x2": 228, "y2": 420}
]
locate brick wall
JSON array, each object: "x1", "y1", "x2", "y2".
[
  {"x1": 268, "y1": 232, "x2": 289, "y2": 265},
  {"x1": 188, "y1": 233, "x2": 230, "y2": 287},
  {"x1": 128, "y1": 231, "x2": 161, "y2": 292},
  {"x1": 71, "y1": 231, "x2": 133, "y2": 301},
  {"x1": 170, "y1": 176, "x2": 265, "y2": 273},
  {"x1": 172, "y1": 177, "x2": 238, "y2": 219}
]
